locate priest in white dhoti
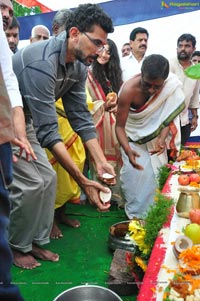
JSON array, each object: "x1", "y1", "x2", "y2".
[{"x1": 116, "y1": 54, "x2": 185, "y2": 219}]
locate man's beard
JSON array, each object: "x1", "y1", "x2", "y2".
[
  {"x1": 177, "y1": 51, "x2": 190, "y2": 60},
  {"x1": 75, "y1": 49, "x2": 98, "y2": 66},
  {"x1": 9, "y1": 44, "x2": 17, "y2": 53}
]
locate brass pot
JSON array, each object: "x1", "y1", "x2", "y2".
[
  {"x1": 108, "y1": 221, "x2": 136, "y2": 252},
  {"x1": 176, "y1": 187, "x2": 200, "y2": 218}
]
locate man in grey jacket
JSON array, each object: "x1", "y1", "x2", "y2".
[{"x1": 10, "y1": 3, "x2": 115, "y2": 269}]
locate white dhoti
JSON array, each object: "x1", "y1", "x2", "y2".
[{"x1": 120, "y1": 73, "x2": 185, "y2": 219}]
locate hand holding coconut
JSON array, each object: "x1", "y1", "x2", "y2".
[
  {"x1": 99, "y1": 172, "x2": 116, "y2": 186},
  {"x1": 104, "y1": 92, "x2": 118, "y2": 113},
  {"x1": 94, "y1": 159, "x2": 116, "y2": 185},
  {"x1": 99, "y1": 188, "x2": 112, "y2": 204},
  {"x1": 83, "y1": 179, "x2": 111, "y2": 211}
]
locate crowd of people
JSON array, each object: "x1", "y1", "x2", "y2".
[{"x1": 0, "y1": 1, "x2": 199, "y2": 300}]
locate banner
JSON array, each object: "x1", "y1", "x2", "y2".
[
  {"x1": 18, "y1": 0, "x2": 200, "y2": 40},
  {"x1": 15, "y1": 0, "x2": 52, "y2": 13}
]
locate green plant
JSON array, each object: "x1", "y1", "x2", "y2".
[
  {"x1": 143, "y1": 193, "x2": 173, "y2": 255},
  {"x1": 157, "y1": 165, "x2": 171, "y2": 191},
  {"x1": 127, "y1": 193, "x2": 174, "y2": 285}
]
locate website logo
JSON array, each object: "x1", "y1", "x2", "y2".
[
  {"x1": 161, "y1": 1, "x2": 200, "y2": 9},
  {"x1": 161, "y1": 1, "x2": 170, "y2": 8}
]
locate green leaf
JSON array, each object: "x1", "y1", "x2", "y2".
[{"x1": 185, "y1": 64, "x2": 200, "y2": 79}]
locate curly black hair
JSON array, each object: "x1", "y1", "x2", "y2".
[
  {"x1": 91, "y1": 39, "x2": 122, "y2": 95},
  {"x1": 65, "y1": 3, "x2": 114, "y2": 36}
]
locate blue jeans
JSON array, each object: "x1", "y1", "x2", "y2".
[{"x1": 0, "y1": 143, "x2": 24, "y2": 301}]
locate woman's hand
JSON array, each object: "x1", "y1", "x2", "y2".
[{"x1": 105, "y1": 92, "x2": 118, "y2": 113}]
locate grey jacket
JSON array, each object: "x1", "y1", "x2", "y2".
[{"x1": 12, "y1": 31, "x2": 96, "y2": 150}]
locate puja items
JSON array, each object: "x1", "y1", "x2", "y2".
[
  {"x1": 164, "y1": 243, "x2": 200, "y2": 300},
  {"x1": 163, "y1": 273, "x2": 200, "y2": 300},
  {"x1": 184, "y1": 223, "x2": 200, "y2": 244},
  {"x1": 176, "y1": 149, "x2": 199, "y2": 162},
  {"x1": 178, "y1": 174, "x2": 200, "y2": 186},
  {"x1": 178, "y1": 245, "x2": 200, "y2": 275},
  {"x1": 189, "y1": 209, "x2": 200, "y2": 224},
  {"x1": 99, "y1": 187, "x2": 112, "y2": 204},
  {"x1": 173, "y1": 235, "x2": 193, "y2": 259},
  {"x1": 176, "y1": 149, "x2": 200, "y2": 173},
  {"x1": 176, "y1": 187, "x2": 200, "y2": 218},
  {"x1": 108, "y1": 221, "x2": 136, "y2": 252},
  {"x1": 106, "y1": 92, "x2": 117, "y2": 102},
  {"x1": 101, "y1": 172, "x2": 115, "y2": 185}
]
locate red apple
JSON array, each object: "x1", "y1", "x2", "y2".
[
  {"x1": 189, "y1": 209, "x2": 200, "y2": 224},
  {"x1": 189, "y1": 173, "x2": 200, "y2": 183},
  {"x1": 178, "y1": 174, "x2": 190, "y2": 186}
]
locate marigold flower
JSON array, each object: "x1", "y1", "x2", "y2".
[
  {"x1": 135, "y1": 256, "x2": 147, "y2": 272},
  {"x1": 128, "y1": 220, "x2": 150, "y2": 254}
]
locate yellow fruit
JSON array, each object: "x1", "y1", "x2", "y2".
[{"x1": 184, "y1": 223, "x2": 200, "y2": 244}]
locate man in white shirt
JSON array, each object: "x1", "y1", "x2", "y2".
[
  {"x1": 0, "y1": 0, "x2": 35, "y2": 157},
  {"x1": 5, "y1": 15, "x2": 20, "y2": 53},
  {"x1": 0, "y1": 0, "x2": 13, "y2": 31},
  {"x1": 121, "y1": 27, "x2": 149, "y2": 82},
  {"x1": 170, "y1": 33, "x2": 199, "y2": 145},
  {"x1": 121, "y1": 42, "x2": 131, "y2": 57},
  {"x1": 30, "y1": 24, "x2": 50, "y2": 43},
  {"x1": 0, "y1": 0, "x2": 21, "y2": 106}
]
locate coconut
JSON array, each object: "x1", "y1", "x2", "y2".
[
  {"x1": 106, "y1": 92, "x2": 117, "y2": 102},
  {"x1": 102, "y1": 173, "x2": 114, "y2": 179},
  {"x1": 173, "y1": 235, "x2": 193, "y2": 259},
  {"x1": 102, "y1": 173, "x2": 115, "y2": 184},
  {"x1": 99, "y1": 188, "x2": 112, "y2": 204}
]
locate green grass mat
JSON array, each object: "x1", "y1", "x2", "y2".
[{"x1": 11, "y1": 203, "x2": 137, "y2": 301}]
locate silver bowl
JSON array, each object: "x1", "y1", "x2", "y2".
[
  {"x1": 108, "y1": 221, "x2": 136, "y2": 252},
  {"x1": 53, "y1": 285, "x2": 123, "y2": 301}
]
